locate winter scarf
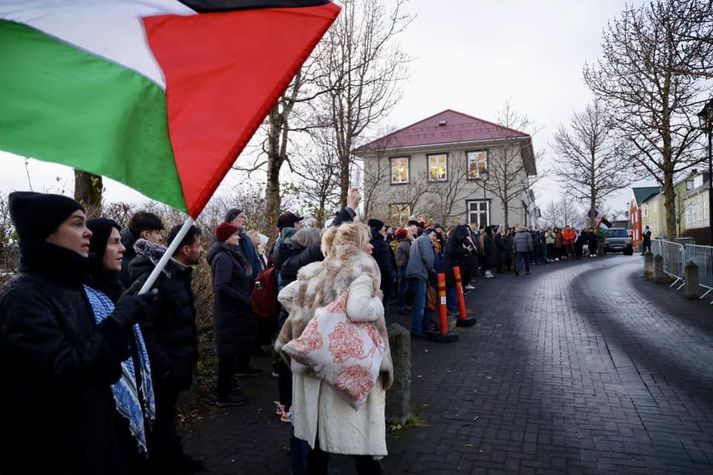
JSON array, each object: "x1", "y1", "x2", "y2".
[{"x1": 84, "y1": 285, "x2": 155, "y2": 453}]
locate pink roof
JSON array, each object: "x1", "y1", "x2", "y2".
[{"x1": 356, "y1": 109, "x2": 530, "y2": 152}]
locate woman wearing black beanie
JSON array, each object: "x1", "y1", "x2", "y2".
[{"x1": 0, "y1": 192, "x2": 156, "y2": 475}]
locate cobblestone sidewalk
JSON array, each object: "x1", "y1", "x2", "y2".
[{"x1": 184, "y1": 256, "x2": 713, "y2": 474}]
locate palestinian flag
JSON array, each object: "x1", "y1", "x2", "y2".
[{"x1": 0, "y1": 0, "x2": 339, "y2": 217}]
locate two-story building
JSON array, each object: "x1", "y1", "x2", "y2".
[
  {"x1": 639, "y1": 170, "x2": 711, "y2": 243},
  {"x1": 354, "y1": 110, "x2": 538, "y2": 228}
]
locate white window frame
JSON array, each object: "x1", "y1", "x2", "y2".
[
  {"x1": 643, "y1": 205, "x2": 649, "y2": 217},
  {"x1": 466, "y1": 199, "x2": 489, "y2": 228},
  {"x1": 466, "y1": 150, "x2": 488, "y2": 180},
  {"x1": 390, "y1": 157, "x2": 410, "y2": 184},
  {"x1": 427, "y1": 153, "x2": 448, "y2": 182}
]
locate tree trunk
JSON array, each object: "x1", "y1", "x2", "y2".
[
  {"x1": 339, "y1": 156, "x2": 350, "y2": 207},
  {"x1": 74, "y1": 170, "x2": 102, "y2": 217},
  {"x1": 662, "y1": 171, "x2": 676, "y2": 240},
  {"x1": 264, "y1": 106, "x2": 283, "y2": 237},
  {"x1": 662, "y1": 130, "x2": 677, "y2": 239},
  {"x1": 590, "y1": 195, "x2": 596, "y2": 228},
  {"x1": 265, "y1": 161, "x2": 280, "y2": 238},
  {"x1": 503, "y1": 203, "x2": 509, "y2": 229}
]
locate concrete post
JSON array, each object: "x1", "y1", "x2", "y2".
[
  {"x1": 386, "y1": 323, "x2": 411, "y2": 425},
  {"x1": 654, "y1": 255, "x2": 666, "y2": 283},
  {"x1": 684, "y1": 261, "x2": 700, "y2": 299},
  {"x1": 644, "y1": 252, "x2": 654, "y2": 280}
]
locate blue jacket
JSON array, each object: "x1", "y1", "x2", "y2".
[
  {"x1": 405, "y1": 234, "x2": 434, "y2": 281},
  {"x1": 513, "y1": 230, "x2": 533, "y2": 253}
]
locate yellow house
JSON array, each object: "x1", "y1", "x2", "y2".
[
  {"x1": 641, "y1": 192, "x2": 666, "y2": 239},
  {"x1": 641, "y1": 170, "x2": 711, "y2": 240}
]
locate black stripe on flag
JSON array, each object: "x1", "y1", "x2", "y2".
[{"x1": 179, "y1": 0, "x2": 330, "y2": 13}]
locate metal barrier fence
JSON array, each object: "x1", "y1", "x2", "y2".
[
  {"x1": 653, "y1": 239, "x2": 713, "y2": 303},
  {"x1": 685, "y1": 245, "x2": 713, "y2": 299},
  {"x1": 660, "y1": 240, "x2": 686, "y2": 288}
]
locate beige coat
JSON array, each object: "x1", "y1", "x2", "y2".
[{"x1": 275, "y1": 244, "x2": 393, "y2": 456}]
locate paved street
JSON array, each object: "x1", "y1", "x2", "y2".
[{"x1": 185, "y1": 256, "x2": 713, "y2": 474}]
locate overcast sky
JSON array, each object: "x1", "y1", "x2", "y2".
[{"x1": 0, "y1": 0, "x2": 655, "y2": 216}]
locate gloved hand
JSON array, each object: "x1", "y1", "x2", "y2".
[{"x1": 110, "y1": 289, "x2": 159, "y2": 329}]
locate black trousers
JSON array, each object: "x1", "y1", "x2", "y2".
[
  {"x1": 217, "y1": 353, "x2": 250, "y2": 396},
  {"x1": 276, "y1": 358, "x2": 292, "y2": 407},
  {"x1": 149, "y1": 381, "x2": 182, "y2": 468},
  {"x1": 307, "y1": 439, "x2": 383, "y2": 475}
]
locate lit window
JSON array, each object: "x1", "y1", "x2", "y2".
[
  {"x1": 390, "y1": 157, "x2": 409, "y2": 184},
  {"x1": 467, "y1": 151, "x2": 488, "y2": 180},
  {"x1": 389, "y1": 203, "x2": 411, "y2": 225},
  {"x1": 428, "y1": 154, "x2": 447, "y2": 181}
]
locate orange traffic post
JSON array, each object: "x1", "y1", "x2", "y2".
[
  {"x1": 454, "y1": 266, "x2": 476, "y2": 327},
  {"x1": 438, "y1": 273, "x2": 448, "y2": 336},
  {"x1": 428, "y1": 273, "x2": 459, "y2": 342}
]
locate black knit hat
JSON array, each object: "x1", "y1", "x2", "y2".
[
  {"x1": 9, "y1": 191, "x2": 84, "y2": 240},
  {"x1": 225, "y1": 208, "x2": 243, "y2": 223},
  {"x1": 87, "y1": 218, "x2": 121, "y2": 264},
  {"x1": 367, "y1": 219, "x2": 385, "y2": 231},
  {"x1": 277, "y1": 211, "x2": 303, "y2": 230}
]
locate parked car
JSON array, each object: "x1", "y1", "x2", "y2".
[{"x1": 604, "y1": 228, "x2": 633, "y2": 255}]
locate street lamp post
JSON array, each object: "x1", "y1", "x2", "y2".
[
  {"x1": 697, "y1": 99, "x2": 713, "y2": 246},
  {"x1": 480, "y1": 170, "x2": 489, "y2": 228}
]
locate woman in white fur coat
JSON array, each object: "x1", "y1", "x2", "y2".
[{"x1": 275, "y1": 223, "x2": 393, "y2": 475}]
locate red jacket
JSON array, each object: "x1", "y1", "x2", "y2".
[{"x1": 563, "y1": 228, "x2": 576, "y2": 245}]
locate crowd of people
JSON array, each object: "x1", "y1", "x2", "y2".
[{"x1": 0, "y1": 187, "x2": 615, "y2": 475}]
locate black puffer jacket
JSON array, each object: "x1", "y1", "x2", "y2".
[
  {"x1": 207, "y1": 243, "x2": 257, "y2": 359},
  {"x1": 370, "y1": 229, "x2": 396, "y2": 291},
  {"x1": 444, "y1": 225, "x2": 469, "y2": 286},
  {"x1": 129, "y1": 239, "x2": 198, "y2": 391},
  {"x1": 280, "y1": 242, "x2": 324, "y2": 286},
  {"x1": 0, "y1": 241, "x2": 131, "y2": 475}
]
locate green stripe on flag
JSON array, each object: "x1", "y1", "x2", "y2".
[{"x1": 0, "y1": 20, "x2": 186, "y2": 212}]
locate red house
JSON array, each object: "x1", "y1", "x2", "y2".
[{"x1": 630, "y1": 186, "x2": 662, "y2": 247}]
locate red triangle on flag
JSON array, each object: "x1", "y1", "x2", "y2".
[{"x1": 144, "y1": 3, "x2": 340, "y2": 218}]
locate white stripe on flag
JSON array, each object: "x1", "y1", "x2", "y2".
[{"x1": 0, "y1": 0, "x2": 195, "y2": 88}]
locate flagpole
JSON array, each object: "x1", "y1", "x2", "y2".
[{"x1": 137, "y1": 217, "x2": 195, "y2": 295}]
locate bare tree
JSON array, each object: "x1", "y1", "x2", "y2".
[
  {"x1": 291, "y1": 133, "x2": 341, "y2": 228},
  {"x1": 313, "y1": 0, "x2": 412, "y2": 206},
  {"x1": 552, "y1": 101, "x2": 631, "y2": 227},
  {"x1": 671, "y1": 0, "x2": 713, "y2": 79},
  {"x1": 388, "y1": 171, "x2": 430, "y2": 222},
  {"x1": 560, "y1": 195, "x2": 584, "y2": 228},
  {"x1": 361, "y1": 154, "x2": 389, "y2": 219},
  {"x1": 232, "y1": 71, "x2": 309, "y2": 236},
  {"x1": 541, "y1": 199, "x2": 563, "y2": 228},
  {"x1": 423, "y1": 153, "x2": 471, "y2": 225},
  {"x1": 583, "y1": 0, "x2": 708, "y2": 239},
  {"x1": 481, "y1": 100, "x2": 542, "y2": 228}
]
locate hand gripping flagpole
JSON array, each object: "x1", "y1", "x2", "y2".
[{"x1": 137, "y1": 217, "x2": 195, "y2": 295}]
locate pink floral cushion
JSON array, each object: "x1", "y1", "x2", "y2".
[{"x1": 282, "y1": 290, "x2": 385, "y2": 409}]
